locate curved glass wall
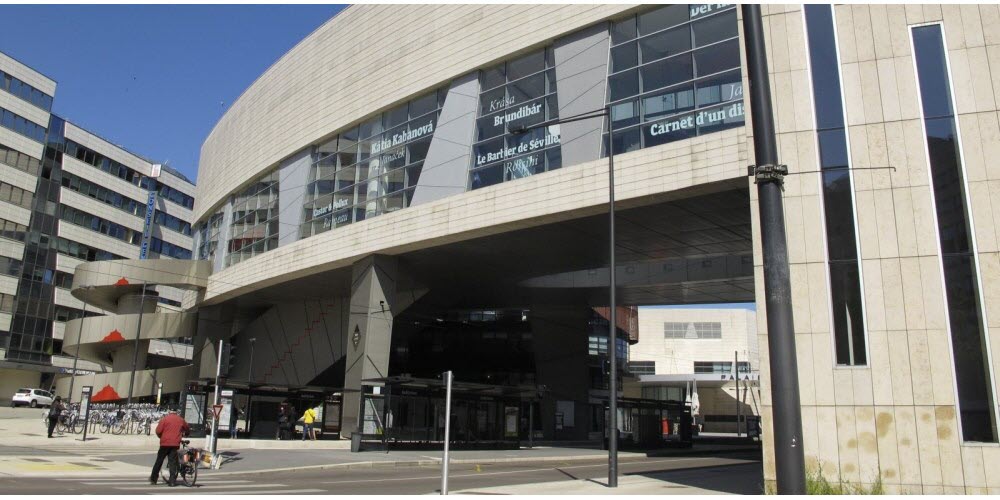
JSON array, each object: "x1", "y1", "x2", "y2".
[
  {"x1": 605, "y1": 4, "x2": 743, "y2": 154},
  {"x1": 227, "y1": 170, "x2": 279, "y2": 266},
  {"x1": 300, "y1": 89, "x2": 444, "y2": 238},
  {"x1": 469, "y1": 47, "x2": 561, "y2": 190}
]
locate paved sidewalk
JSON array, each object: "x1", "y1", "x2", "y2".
[{"x1": 453, "y1": 461, "x2": 763, "y2": 495}]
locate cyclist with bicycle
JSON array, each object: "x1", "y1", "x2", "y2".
[
  {"x1": 46, "y1": 396, "x2": 65, "y2": 438},
  {"x1": 149, "y1": 407, "x2": 189, "y2": 486}
]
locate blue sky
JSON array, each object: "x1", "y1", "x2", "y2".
[{"x1": 1, "y1": 4, "x2": 344, "y2": 183}]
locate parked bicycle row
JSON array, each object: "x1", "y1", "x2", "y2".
[{"x1": 43, "y1": 401, "x2": 171, "y2": 436}]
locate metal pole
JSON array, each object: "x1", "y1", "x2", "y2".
[
  {"x1": 606, "y1": 103, "x2": 618, "y2": 489},
  {"x1": 68, "y1": 302, "x2": 86, "y2": 403},
  {"x1": 246, "y1": 338, "x2": 255, "y2": 436},
  {"x1": 441, "y1": 370, "x2": 453, "y2": 495},
  {"x1": 742, "y1": 4, "x2": 806, "y2": 494},
  {"x1": 127, "y1": 283, "x2": 147, "y2": 405},
  {"x1": 211, "y1": 339, "x2": 223, "y2": 456},
  {"x1": 528, "y1": 403, "x2": 534, "y2": 449},
  {"x1": 735, "y1": 350, "x2": 741, "y2": 437}
]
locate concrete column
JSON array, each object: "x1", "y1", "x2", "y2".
[
  {"x1": 531, "y1": 306, "x2": 592, "y2": 441},
  {"x1": 341, "y1": 255, "x2": 400, "y2": 435}
]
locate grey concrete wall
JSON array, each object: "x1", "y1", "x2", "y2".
[
  {"x1": 226, "y1": 298, "x2": 349, "y2": 388},
  {"x1": 278, "y1": 148, "x2": 313, "y2": 246},
  {"x1": 410, "y1": 73, "x2": 480, "y2": 206},
  {"x1": 552, "y1": 22, "x2": 610, "y2": 167}
]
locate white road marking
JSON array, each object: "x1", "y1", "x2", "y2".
[
  {"x1": 320, "y1": 457, "x2": 717, "y2": 485},
  {"x1": 116, "y1": 483, "x2": 284, "y2": 490},
  {"x1": 160, "y1": 488, "x2": 325, "y2": 495}
]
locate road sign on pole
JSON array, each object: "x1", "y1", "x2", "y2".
[{"x1": 213, "y1": 404, "x2": 223, "y2": 421}]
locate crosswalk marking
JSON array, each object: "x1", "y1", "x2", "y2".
[
  {"x1": 117, "y1": 483, "x2": 284, "y2": 491},
  {"x1": 81, "y1": 480, "x2": 251, "y2": 486},
  {"x1": 160, "y1": 489, "x2": 326, "y2": 495}
]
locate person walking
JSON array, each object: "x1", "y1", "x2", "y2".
[
  {"x1": 150, "y1": 408, "x2": 190, "y2": 486},
  {"x1": 229, "y1": 406, "x2": 242, "y2": 439},
  {"x1": 46, "y1": 396, "x2": 65, "y2": 438},
  {"x1": 301, "y1": 406, "x2": 318, "y2": 441}
]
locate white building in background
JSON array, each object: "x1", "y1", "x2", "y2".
[{"x1": 628, "y1": 307, "x2": 760, "y2": 434}]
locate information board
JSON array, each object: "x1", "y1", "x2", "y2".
[
  {"x1": 185, "y1": 393, "x2": 206, "y2": 425},
  {"x1": 218, "y1": 389, "x2": 233, "y2": 432}
]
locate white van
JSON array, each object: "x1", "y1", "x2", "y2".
[{"x1": 11, "y1": 388, "x2": 54, "y2": 408}]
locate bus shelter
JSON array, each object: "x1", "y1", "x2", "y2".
[{"x1": 357, "y1": 376, "x2": 539, "y2": 451}]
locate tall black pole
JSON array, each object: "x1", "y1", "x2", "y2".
[
  {"x1": 127, "y1": 283, "x2": 147, "y2": 405},
  {"x1": 742, "y1": 5, "x2": 806, "y2": 494},
  {"x1": 606, "y1": 103, "x2": 618, "y2": 489},
  {"x1": 67, "y1": 302, "x2": 86, "y2": 403},
  {"x1": 246, "y1": 338, "x2": 255, "y2": 436}
]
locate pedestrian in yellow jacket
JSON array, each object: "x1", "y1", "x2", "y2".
[{"x1": 302, "y1": 407, "x2": 318, "y2": 441}]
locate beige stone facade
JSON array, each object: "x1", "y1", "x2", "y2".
[{"x1": 192, "y1": 4, "x2": 1000, "y2": 492}]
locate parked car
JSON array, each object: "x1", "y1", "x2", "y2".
[{"x1": 11, "y1": 388, "x2": 54, "y2": 408}]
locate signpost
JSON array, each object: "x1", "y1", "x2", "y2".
[
  {"x1": 440, "y1": 371, "x2": 453, "y2": 495},
  {"x1": 79, "y1": 386, "x2": 93, "y2": 442}
]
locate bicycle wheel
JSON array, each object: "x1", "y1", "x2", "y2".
[
  {"x1": 113, "y1": 421, "x2": 126, "y2": 435},
  {"x1": 70, "y1": 418, "x2": 80, "y2": 434},
  {"x1": 100, "y1": 421, "x2": 111, "y2": 433},
  {"x1": 181, "y1": 461, "x2": 197, "y2": 487}
]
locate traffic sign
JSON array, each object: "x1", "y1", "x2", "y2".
[{"x1": 212, "y1": 404, "x2": 223, "y2": 421}]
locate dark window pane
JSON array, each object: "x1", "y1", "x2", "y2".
[
  {"x1": 692, "y1": 9, "x2": 738, "y2": 46},
  {"x1": 642, "y1": 85, "x2": 694, "y2": 121},
  {"x1": 481, "y1": 64, "x2": 506, "y2": 91},
  {"x1": 912, "y1": 25, "x2": 954, "y2": 119},
  {"x1": 925, "y1": 117, "x2": 971, "y2": 254},
  {"x1": 480, "y1": 86, "x2": 507, "y2": 116},
  {"x1": 609, "y1": 68, "x2": 640, "y2": 101},
  {"x1": 696, "y1": 101, "x2": 745, "y2": 135},
  {"x1": 409, "y1": 92, "x2": 438, "y2": 118},
  {"x1": 641, "y1": 54, "x2": 693, "y2": 92},
  {"x1": 639, "y1": 26, "x2": 691, "y2": 63},
  {"x1": 695, "y1": 70, "x2": 742, "y2": 107},
  {"x1": 610, "y1": 127, "x2": 641, "y2": 155},
  {"x1": 643, "y1": 112, "x2": 696, "y2": 148},
  {"x1": 821, "y1": 168, "x2": 859, "y2": 261},
  {"x1": 638, "y1": 4, "x2": 688, "y2": 35},
  {"x1": 611, "y1": 16, "x2": 637, "y2": 44},
  {"x1": 470, "y1": 164, "x2": 503, "y2": 190},
  {"x1": 507, "y1": 50, "x2": 545, "y2": 81},
  {"x1": 829, "y1": 260, "x2": 866, "y2": 365},
  {"x1": 384, "y1": 105, "x2": 408, "y2": 129},
  {"x1": 507, "y1": 73, "x2": 545, "y2": 103},
  {"x1": 477, "y1": 113, "x2": 505, "y2": 141},
  {"x1": 610, "y1": 41, "x2": 638, "y2": 73},
  {"x1": 694, "y1": 39, "x2": 741, "y2": 77},
  {"x1": 610, "y1": 99, "x2": 640, "y2": 129},
  {"x1": 941, "y1": 254, "x2": 996, "y2": 442},
  {"x1": 818, "y1": 128, "x2": 849, "y2": 170},
  {"x1": 804, "y1": 4, "x2": 846, "y2": 130}
]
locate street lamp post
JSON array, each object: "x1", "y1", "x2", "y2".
[
  {"x1": 246, "y1": 337, "x2": 256, "y2": 436},
  {"x1": 742, "y1": 4, "x2": 806, "y2": 493},
  {"x1": 511, "y1": 105, "x2": 618, "y2": 487},
  {"x1": 67, "y1": 301, "x2": 87, "y2": 403},
  {"x1": 127, "y1": 282, "x2": 148, "y2": 405}
]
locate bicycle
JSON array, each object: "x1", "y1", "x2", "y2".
[{"x1": 161, "y1": 439, "x2": 200, "y2": 487}]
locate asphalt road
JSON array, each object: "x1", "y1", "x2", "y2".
[{"x1": 0, "y1": 453, "x2": 763, "y2": 495}]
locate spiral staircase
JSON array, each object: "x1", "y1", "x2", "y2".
[{"x1": 55, "y1": 259, "x2": 211, "y2": 403}]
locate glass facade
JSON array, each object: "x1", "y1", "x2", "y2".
[
  {"x1": 60, "y1": 171, "x2": 148, "y2": 219},
  {"x1": 0, "y1": 69, "x2": 54, "y2": 110},
  {"x1": 804, "y1": 4, "x2": 867, "y2": 366},
  {"x1": 1, "y1": 141, "x2": 43, "y2": 176},
  {"x1": 227, "y1": 170, "x2": 279, "y2": 266},
  {"x1": 0, "y1": 106, "x2": 47, "y2": 143},
  {"x1": 300, "y1": 89, "x2": 444, "y2": 239},
  {"x1": 912, "y1": 24, "x2": 997, "y2": 443},
  {"x1": 3, "y1": 115, "x2": 60, "y2": 363},
  {"x1": 605, "y1": 4, "x2": 743, "y2": 155},
  {"x1": 64, "y1": 140, "x2": 195, "y2": 210},
  {"x1": 197, "y1": 211, "x2": 224, "y2": 262},
  {"x1": 470, "y1": 48, "x2": 561, "y2": 190}
]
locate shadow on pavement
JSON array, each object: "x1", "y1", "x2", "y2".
[{"x1": 627, "y1": 462, "x2": 764, "y2": 494}]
